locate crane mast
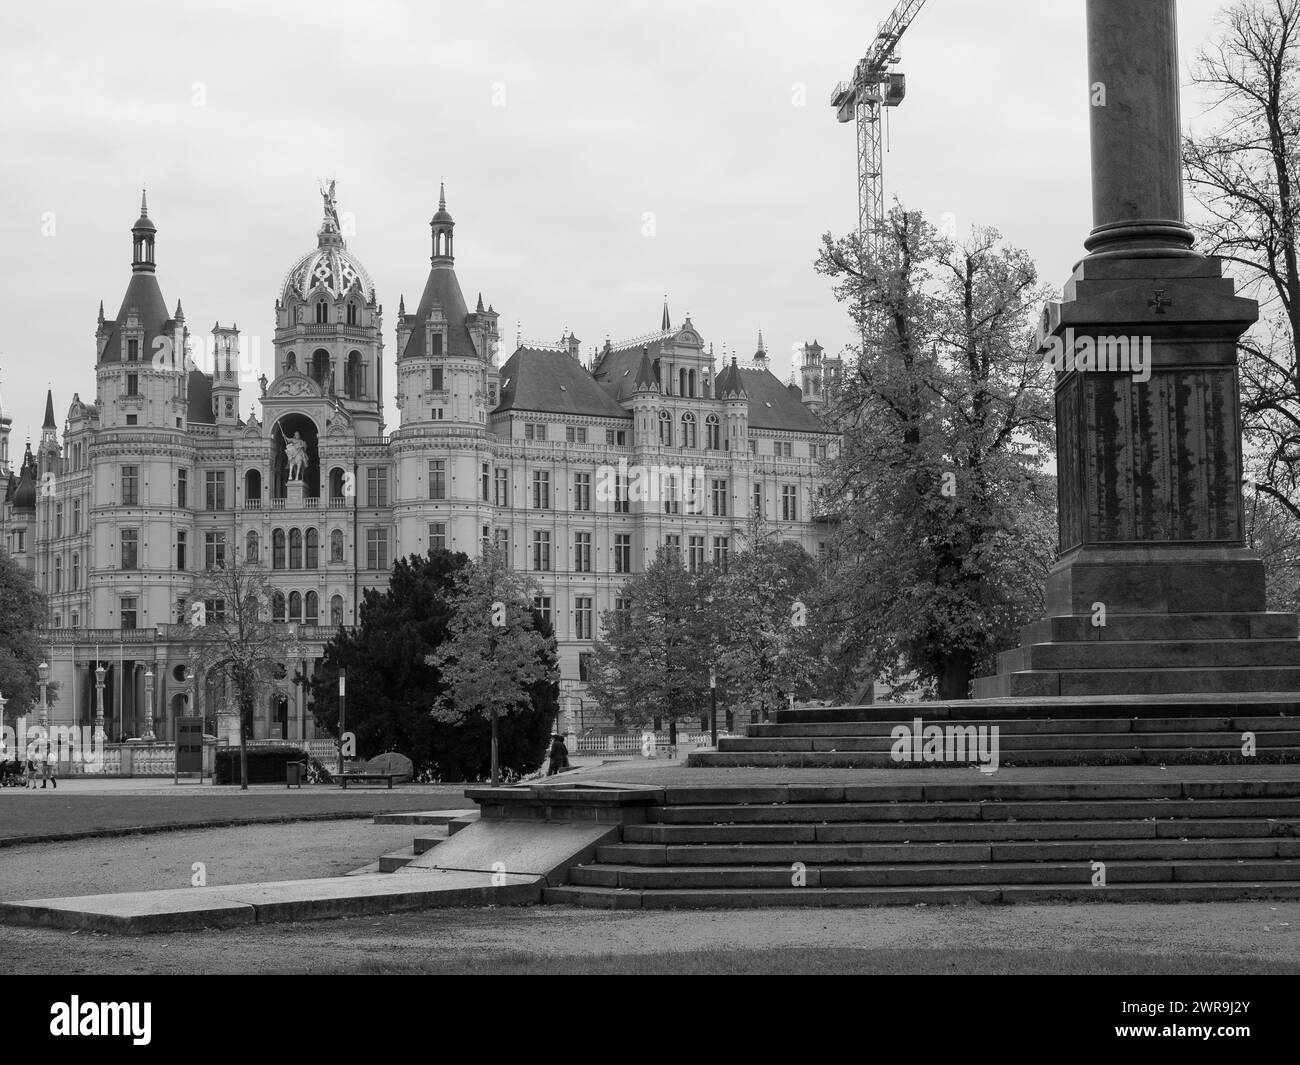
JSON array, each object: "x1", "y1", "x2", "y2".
[{"x1": 830, "y1": 0, "x2": 929, "y2": 260}]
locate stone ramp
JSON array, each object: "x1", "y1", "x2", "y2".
[
  {"x1": 400, "y1": 818, "x2": 620, "y2": 884},
  {"x1": 0, "y1": 869, "x2": 542, "y2": 934}
]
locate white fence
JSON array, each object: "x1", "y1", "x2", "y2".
[{"x1": 572, "y1": 731, "x2": 731, "y2": 756}]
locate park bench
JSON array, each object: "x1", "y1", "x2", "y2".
[{"x1": 339, "y1": 771, "x2": 398, "y2": 790}]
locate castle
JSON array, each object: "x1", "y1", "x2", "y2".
[{"x1": 0, "y1": 184, "x2": 839, "y2": 741}]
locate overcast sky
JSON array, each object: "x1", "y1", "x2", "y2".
[{"x1": 0, "y1": 0, "x2": 1233, "y2": 444}]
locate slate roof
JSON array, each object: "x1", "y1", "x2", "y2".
[
  {"x1": 496, "y1": 347, "x2": 630, "y2": 418},
  {"x1": 740, "y1": 367, "x2": 834, "y2": 433},
  {"x1": 401, "y1": 264, "x2": 478, "y2": 361},
  {"x1": 97, "y1": 271, "x2": 173, "y2": 365}
]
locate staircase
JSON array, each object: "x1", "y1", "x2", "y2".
[
  {"x1": 690, "y1": 697, "x2": 1300, "y2": 768},
  {"x1": 347, "y1": 810, "x2": 478, "y2": 875},
  {"x1": 543, "y1": 780, "x2": 1300, "y2": 908}
]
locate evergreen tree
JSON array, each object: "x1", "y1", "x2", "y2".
[{"x1": 0, "y1": 550, "x2": 52, "y2": 722}]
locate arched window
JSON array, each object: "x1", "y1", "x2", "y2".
[
  {"x1": 54, "y1": 557, "x2": 62, "y2": 593},
  {"x1": 329, "y1": 468, "x2": 346, "y2": 499},
  {"x1": 330, "y1": 529, "x2": 345, "y2": 562},
  {"x1": 658, "y1": 410, "x2": 672, "y2": 446},
  {"x1": 346, "y1": 350, "x2": 363, "y2": 397},
  {"x1": 330, "y1": 594, "x2": 344, "y2": 627},
  {"x1": 705, "y1": 414, "x2": 720, "y2": 450},
  {"x1": 245, "y1": 469, "x2": 262, "y2": 502},
  {"x1": 246, "y1": 530, "x2": 260, "y2": 563},
  {"x1": 681, "y1": 412, "x2": 697, "y2": 449},
  {"x1": 305, "y1": 591, "x2": 318, "y2": 622},
  {"x1": 285, "y1": 351, "x2": 296, "y2": 373},
  {"x1": 272, "y1": 529, "x2": 286, "y2": 570},
  {"x1": 289, "y1": 528, "x2": 302, "y2": 569},
  {"x1": 305, "y1": 528, "x2": 319, "y2": 568},
  {"x1": 346, "y1": 303, "x2": 358, "y2": 326},
  {"x1": 688, "y1": 369, "x2": 697, "y2": 398},
  {"x1": 272, "y1": 591, "x2": 286, "y2": 622},
  {"x1": 315, "y1": 300, "x2": 328, "y2": 324},
  {"x1": 289, "y1": 591, "x2": 302, "y2": 622},
  {"x1": 310, "y1": 350, "x2": 330, "y2": 389},
  {"x1": 72, "y1": 553, "x2": 79, "y2": 589}
]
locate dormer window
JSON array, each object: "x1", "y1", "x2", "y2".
[
  {"x1": 430, "y1": 332, "x2": 444, "y2": 356},
  {"x1": 126, "y1": 338, "x2": 139, "y2": 362}
]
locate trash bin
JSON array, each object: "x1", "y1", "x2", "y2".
[{"x1": 286, "y1": 761, "x2": 303, "y2": 788}]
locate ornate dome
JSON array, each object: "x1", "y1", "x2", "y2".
[{"x1": 280, "y1": 242, "x2": 375, "y2": 305}]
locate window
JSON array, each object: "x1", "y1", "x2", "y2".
[
  {"x1": 430, "y1": 333, "x2": 443, "y2": 356},
  {"x1": 579, "y1": 652, "x2": 594, "y2": 682},
  {"x1": 176, "y1": 532, "x2": 186, "y2": 571},
  {"x1": 712, "y1": 536, "x2": 730, "y2": 570},
  {"x1": 346, "y1": 303, "x2": 358, "y2": 326},
  {"x1": 55, "y1": 504, "x2": 63, "y2": 537},
  {"x1": 273, "y1": 529, "x2": 286, "y2": 569},
  {"x1": 781, "y1": 485, "x2": 799, "y2": 522},
  {"x1": 663, "y1": 534, "x2": 681, "y2": 558},
  {"x1": 287, "y1": 528, "x2": 302, "y2": 569},
  {"x1": 748, "y1": 439, "x2": 757, "y2": 455},
  {"x1": 205, "y1": 598, "x2": 227, "y2": 623},
  {"x1": 431, "y1": 407, "x2": 444, "y2": 420},
  {"x1": 177, "y1": 469, "x2": 187, "y2": 509},
  {"x1": 532, "y1": 595, "x2": 553, "y2": 626},
  {"x1": 614, "y1": 534, "x2": 632, "y2": 574},
  {"x1": 605, "y1": 429, "x2": 627, "y2": 446},
  {"x1": 205, "y1": 531, "x2": 227, "y2": 570},
  {"x1": 681, "y1": 412, "x2": 697, "y2": 448},
  {"x1": 614, "y1": 471, "x2": 629, "y2": 514},
  {"x1": 524, "y1": 422, "x2": 547, "y2": 441},
  {"x1": 126, "y1": 338, "x2": 139, "y2": 362},
  {"x1": 121, "y1": 465, "x2": 139, "y2": 506},
  {"x1": 753, "y1": 483, "x2": 763, "y2": 516},
  {"x1": 532, "y1": 471, "x2": 550, "y2": 509},
  {"x1": 367, "y1": 467, "x2": 388, "y2": 507},
  {"x1": 205, "y1": 471, "x2": 226, "y2": 511},
  {"x1": 330, "y1": 594, "x2": 344, "y2": 627},
  {"x1": 430, "y1": 367, "x2": 444, "y2": 391},
  {"x1": 574, "y1": 597, "x2": 594, "y2": 640},
  {"x1": 366, "y1": 527, "x2": 388, "y2": 571},
  {"x1": 289, "y1": 591, "x2": 302, "y2": 623},
  {"x1": 711, "y1": 478, "x2": 729, "y2": 517},
  {"x1": 688, "y1": 536, "x2": 705, "y2": 574},
  {"x1": 481, "y1": 463, "x2": 490, "y2": 502},
  {"x1": 72, "y1": 499, "x2": 81, "y2": 533},
  {"x1": 705, "y1": 415, "x2": 720, "y2": 450},
  {"x1": 663, "y1": 473, "x2": 679, "y2": 516},
  {"x1": 614, "y1": 596, "x2": 632, "y2": 623},
  {"x1": 121, "y1": 529, "x2": 139, "y2": 570},
  {"x1": 54, "y1": 557, "x2": 62, "y2": 592},
  {"x1": 565, "y1": 426, "x2": 588, "y2": 444},
  {"x1": 315, "y1": 300, "x2": 328, "y2": 324},
  {"x1": 532, "y1": 531, "x2": 551, "y2": 571},
  {"x1": 658, "y1": 410, "x2": 672, "y2": 446},
  {"x1": 573, "y1": 472, "x2": 591, "y2": 512},
  {"x1": 246, "y1": 530, "x2": 260, "y2": 563},
  {"x1": 494, "y1": 468, "x2": 509, "y2": 507},
  {"x1": 126, "y1": 414, "x2": 137, "y2": 425},
  {"x1": 783, "y1": 442, "x2": 795, "y2": 458},
  {"x1": 272, "y1": 592, "x2": 286, "y2": 622},
  {"x1": 330, "y1": 529, "x2": 344, "y2": 562},
  {"x1": 574, "y1": 532, "x2": 592, "y2": 572},
  {"x1": 429, "y1": 522, "x2": 447, "y2": 551},
  {"x1": 493, "y1": 528, "x2": 510, "y2": 559},
  {"x1": 72, "y1": 553, "x2": 80, "y2": 589},
  {"x1": 428, "y1": 460, "x2": 446, "y2": 500},
  {"x1": 480, "y1": 524, "x2": 491, "y2": 552},
  {"x1": 305, "y1": 591, "x2": 318, "y2": 621},
  {"x1": 120, "y1": 597, "x2": 138, "y2": 630},
  {"x1": 11, "y1": 530, "x2": 23, "y2": 553},
  {"x1": 305, "y1": 528, "x2": 319, "y2": 568},
  {"x1": 126, "y1": 374, "x2": 139, "y2": 397},
  {"x1": 71, "y1": 612, "x2": 79, "y2": 628}
]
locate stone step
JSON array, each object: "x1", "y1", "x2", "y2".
[
  {"x1": 623, "y1": 817, "x2": 1300, "y2": 845},
  {"x1": 749, "y1": 715, "x2": 1299, "y2": 737},
  {"x1": 378, "y1": 848, "x2": 417, "y2": 873},
  {"x1": 998, "y1": 667, "x2": 1300, "y2": 699},
  {"x1": 659, "y1": 780, "x2": 1300, "y2": 803},
  {"x1": 571, "y1": 858, "x2": 1300, "y2": 890},
  {"x1": 1022, "y1": 612, "x2": 1300, "y2": 645},
  {"x1": 594, "y1": 837, "x2": 1300, "y2": 866},
  {"x1": 543, "y1": 881, "x2": 1300, "y2": 909},
  {"x1": 412, "y1": 827, "x2": 451, "y2": 855},
  {"x1": 719, "y1": 731, "x2": 1300, "y2": 753},
  {"x1": 998, "y1": 639, "x2": 1300, "y2": 674},
  {"x1": 776, "y1": 696, "x2": 1300, "y2": 724},
  {"x1": 691, "y1": 748, "x2": 1300, "y2": 768},
  {"x1": 372, "y1": 809, "x2": 479, "y2": 827}
]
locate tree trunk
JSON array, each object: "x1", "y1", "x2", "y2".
[
  {"x1": 937, "y1": 650, "x2": 974, "y2": 701},
  {"x1": 239, "y1": 690, "x2": 253, "y2": 791},
  {"x1": 490, "y1": 706, "x2": 499, "y2": 787},
  {"x1": 668, "y1": 717, "x2": 677, "y2": 745}
]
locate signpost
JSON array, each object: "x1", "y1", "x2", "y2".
[{"x1": 174, "y1": 716, "x2": 205, "y2": 784}]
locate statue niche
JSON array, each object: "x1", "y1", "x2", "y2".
[{"x1": 271, "y1": 414, "x2": 320, "y2": 499}]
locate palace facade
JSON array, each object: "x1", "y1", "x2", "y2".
[{"x1": 0, "y1": 186, "x2": 839, "y2": 740}]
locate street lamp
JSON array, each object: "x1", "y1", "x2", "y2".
[
  {"x1": 709, "y1": 668, "x2": 717, "y2": 747},
  {"x1": 94, "y1": 662, "x2": 106, "y2": 741},
  {"x1": 37, "y1": 661, "x2": 49, "y2": 730},
  {"x1": 143, "y1": 668, "x2": 155, "y2": 741}
]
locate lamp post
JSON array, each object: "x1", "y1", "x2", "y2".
[
  {"x1": 709, "y1": 668, "x2": 717, "y2": 747},
  {"x1": 37, "y1": 661, "x2": 49, "y2": 731},
  {"x1": 337, "y1": 669, "x2": 346, "y2": 781},
  {"x1": 94, "y1": 662, "x2": 106, "y2": 741},
  {"x1": 142, "y1": 668, "x2": 155, "y2": 742}
]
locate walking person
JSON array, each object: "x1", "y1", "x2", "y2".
[
  {"x1": 41, "y1": 748, "x2": 57, "y2": 789},
  {"x1": 547, "y1": 733, "x2": 570, "y2": 776}
]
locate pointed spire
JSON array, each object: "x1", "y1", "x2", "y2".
[
  {"x1": 756, "y1": 330, "x2": 766, "y2": 354},
  {"x1": 174, "y1": 298, "x2": 184, "y2": 320},
  {"x1": 97, "y1": 300, "x2": 105, "y2": 326},
  {"x1": 42, "y1": 389, "x2": 56, "y2": 431},
  {"x1": 439, "y1": 181, "x2": 446, "y2": 211},
  {"x1": 476, "y1": 292, "x2": 485, "y2": 313},
  {"x1": 661, "y1": 296, "x2": 671, "y2": 332},
  {"x1": 398, "y1": 294, "x2": 406, "y2": 316},
  {"x1": 634, "y1": 347, "x2": 659, "y2": 392},
  {"x1": 140, "y1": 187, "x2": 148, "y2": 218}
]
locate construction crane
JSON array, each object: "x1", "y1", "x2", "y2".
[{"x1": 830, "y1": 0, "x2": 929, "y2": 260}]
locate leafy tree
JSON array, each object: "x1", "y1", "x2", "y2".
[
  {"x1": 430, "y1": 547, "x2": 558, "y2": 785},
  {"x1": 0, "y1": 550, "x2": 52, "y2": 722},
  {"x1": 587, "y1": 545, "x2": 716, "y2": 742},
  {"x1": 184, "y1": 557, "x2": 301, "y2": 789},
  {"x1": 816, "y1": 210, "x2": 1056, "y2": 698},
  {"x1": 1184, "y1": 0, "x2": 1300, "y2": 519}
]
